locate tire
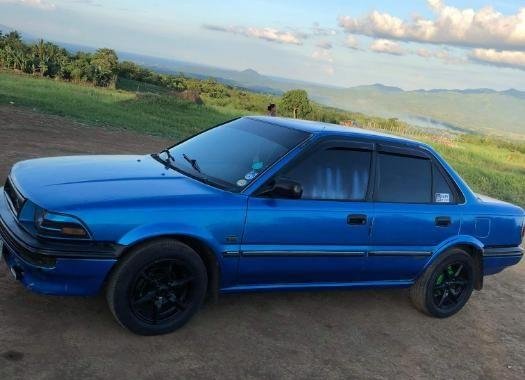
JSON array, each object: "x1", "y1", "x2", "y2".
[
  {"x1": 106, "y1": 239, "x2": 208, "y2": 335},
  {"x1": 410, "y1": 248, "x2": 475, "y2": 318}
]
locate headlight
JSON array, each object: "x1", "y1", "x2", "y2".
[{"x1": 34, "y1": 208, "x2": 91, "y2": 240}]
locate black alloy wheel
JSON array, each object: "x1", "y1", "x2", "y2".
[
  {"x1": 106, "y1": 239, "x2": 207, "y2": 335},
  {"x1": 410, "y1": 248, "x2": 475, "y2": 318},
  {"x1": 130, "y1": 259, "x2": 194, "y2": 324}
]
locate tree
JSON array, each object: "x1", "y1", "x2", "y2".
[
  {"x1": 91, "y1": 48, "x2": 118, "y2": 87},
  {"x1": 30, "y1": 40, "x2": 68, "y2": 77},
  {"x1": 281, "y1": 89, "x2": 312, "y2": 118},
  {"x1": 118, "y1": 60, "x2": 139, "y2": 79},
  {"x1": 69, "y1": 52, "x2": 94, "y2": 83}
]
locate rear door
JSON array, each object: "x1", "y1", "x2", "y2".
[
  {"x1": 366, "y1": 145, "x2": 462, "y2": 281},
  {"x1": 238, "y1": 140, "x2": 374, "y2": 286}
]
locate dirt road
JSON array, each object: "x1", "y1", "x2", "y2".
[{"x1": 0, "y1": 105, "x2": 524, "y2": 379}]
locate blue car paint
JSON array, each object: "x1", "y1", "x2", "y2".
[
  {"x1": 3, "y1": 247, "x2": 115, "y2": 296},
  {"x1": 1, "y1": 116, "x2": 523, "y2": 297}
]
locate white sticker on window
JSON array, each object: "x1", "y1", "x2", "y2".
[{"x1": 435, "y1": 193, "x2": 450, "y2": 203}]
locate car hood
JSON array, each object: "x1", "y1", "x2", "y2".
[{"x1": 9, "y1": 155, "x2": 223, "y2": 211}]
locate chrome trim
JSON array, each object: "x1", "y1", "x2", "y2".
[
  {"x1": 222, "y1": 251, "x2": 240, "y2": 258},
  {"x1": 241, "y1": 250, "x2": 366, "y2": 257},
  {"x1": 368, "y1": 251, "x2": 432, "y2": 257}
]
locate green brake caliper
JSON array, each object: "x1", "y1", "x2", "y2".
[{"x1": 436, "y1": 273, "x2": 444, "y2": 286}]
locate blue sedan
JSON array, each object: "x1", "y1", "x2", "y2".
[{"x1": 1, "y1": 116, "x2": 523, "y2": 335}]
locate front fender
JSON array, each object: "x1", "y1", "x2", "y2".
[{"x1": 118, "y1": 222, "x2": 223, "y2": 255}]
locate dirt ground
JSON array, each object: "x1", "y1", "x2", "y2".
[{"x1": 0, "y1": 105, "x2": 524, "y2": 380}]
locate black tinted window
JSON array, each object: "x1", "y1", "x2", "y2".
[
  {"x1": 280, "y1": 148, "x2": 371, "y2": 200},
  {"x1": 163, "y1": 119, "x2": 309, "y2": 191},
  {"x1": 433, "y1": 165, "x2": 455, "y2": 203},
  {"x1": 376, "y1": 153, "x2": 431, "y2": 203}
]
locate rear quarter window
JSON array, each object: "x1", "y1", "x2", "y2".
[{"x1": 432, "y1": 165, "x2": 456, "y2": 204}]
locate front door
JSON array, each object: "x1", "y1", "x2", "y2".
[{"x1": 239, "y1": 141, "x2": 374, "y2": 286}]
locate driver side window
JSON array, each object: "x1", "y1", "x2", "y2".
[{"x1": 279, "y1": 147, "x2": 372, "y2": 201}]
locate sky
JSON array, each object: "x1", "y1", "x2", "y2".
[{"x1": 0, "y1": 0, "x2": 524, "y2": 90}]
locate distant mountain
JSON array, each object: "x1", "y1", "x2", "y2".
[
  {"x1": 354, "y1": 84, "x2": 403, "y2": 92},
  {"x1": 239, "y1": 68, "x2": 261, "y2": 78},
  {"x1": 415, "y1": 88, "x2": 497, "y2": 94},
  {"x1": 112, "y1": 54, "x2": 524, "y2": 136},
  {"x1": 502, "y1": 89, "x2": 525, "y2": 100},
  {"x1": 0, "y1": 24, "x2": 40, "y2": 41},
  {"x1": 312, "y1": 85, "x2": 525, "y2": 136},
  {"x1": 0, "y1": 24, "x2": 14, "y2": 33},
  {"x1": 3, "y1": 31, "x2": 525, "y2": 136}
]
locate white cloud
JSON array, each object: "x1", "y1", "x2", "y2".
[
  {"x1": 316, "y1": 41, "x2": 332, "y2": 50},
  {"x1": 339, "y1": 0, "x2": 525, "y2": 51},
  {"x1": 470, "y1": 49, "x2": 525, "y2": 70},
  {"x1": 344, "y1": 35, "x2": 359, "y2": 50},
  {"x1": 311, "y1": 22, "x2": 337, "y2": 36},
  {"x1": 415, "y1": 47, "x2": 465, "y2": 64},
  {"x1": 0, "y1": 0, "x2": 56, "y2": 10},
  {"x1": 323, "y1": 65, "x2": 335, "y2": 76},
  {"x1": 416, "y1": 48, "x2": 433, "y2": 58},
  {"x1": 370, "y1": 39, "x2": 405, "y2": 55},
  {"x1": 203, "y1": 24, "x2": 302, "y2": 45},
  {"x1": 312, "y1": 49, "x2": 333, "y2": 63}
]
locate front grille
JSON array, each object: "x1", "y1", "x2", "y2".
[{"x1": 4, "y1": 177, "x2": 25, "y2": 217}]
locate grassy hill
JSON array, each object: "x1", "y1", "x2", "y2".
[
  {"x1": 312, "y1": 85, "x2": 525, "y2": 138},
  {"x1": 1, "y1": 70, "x2": 524, "y2": 208},
  {"x1": 111, "y1": 53, "x2": 525, "y2": 138},
  {"x1": 0, "y1": 71, "x2": 241, "y2": 139}
]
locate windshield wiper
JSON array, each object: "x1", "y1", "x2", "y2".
[
  {"x1": 182, "y1": 153, "x2": 201, "y2": 173},
  {"x1": 160, "y1": 148, "x2": 176, "y2": 164}
]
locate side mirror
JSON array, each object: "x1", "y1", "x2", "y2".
[{"x1": 262, "y1": 178, "x2": 303, "y2": 199}]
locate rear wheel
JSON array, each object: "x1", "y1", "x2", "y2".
[
  {"x1": 410, "y1": 248, "x2": 475, "y2": 318},
  {"x1": 106, "y1": 239, "x2": 207, "y2": 335}
]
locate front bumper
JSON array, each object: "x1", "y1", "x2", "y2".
[
  {"x1": 0, "y1": 190, "x2": 118, "y2": 296},
  {"x1": 1, "y1": 244, "x2": 116, "y2": 295}
]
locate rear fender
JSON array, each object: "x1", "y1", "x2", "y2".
[{"x1": 418, "y1": 235, "x2": 484, "y2": 288}]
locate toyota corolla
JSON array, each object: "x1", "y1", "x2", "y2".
[{"x1": 1, "y1": 116, "x2": 523, "y2": 335}]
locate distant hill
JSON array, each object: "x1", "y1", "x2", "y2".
[
  {"x1": 6, "y1": 30, "x2": 525, "y2": 137},
  {"x1": 311, "y1": 85, "x2": 525, "y2": 136},
  {"x1": 353, "y1": 84, "x2": 404, "y2": 93},
  {"x1": 0, "y1": 24, "x2": 14, "y2": 33},
  {"x1": 110, "y1": 52, "x2": 525, "y2": 136}
]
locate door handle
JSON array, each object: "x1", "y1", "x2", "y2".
[
  {"x1": 347, "y1": 214, "x2": 367, "y2": 225},
  {"x1": 435, "y1": 216, "x2": 451, "y2": 227}
]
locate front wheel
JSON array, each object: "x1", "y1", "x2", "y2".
[
  {"x1": 106, "y1": 239, "x2": 208, "y2": 335},
  {"x1": 410, "y1": 248, "x2": 475, "y2": 318}
]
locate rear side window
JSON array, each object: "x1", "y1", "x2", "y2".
[
  {"x1": 280, "y1": 148, "x2": 371, "y2": 200},
  {"x1": 375, "y1": 153, "x2": 431, "y2": 203},
  {"x1": 432, "y1": 165, "x2": 455, "y2": 204}
]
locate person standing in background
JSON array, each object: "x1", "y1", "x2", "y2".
[{"x1": 267, "y1": 103, "x2": 277, "y2": 116}]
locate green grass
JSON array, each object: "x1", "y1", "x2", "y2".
[
  {"x1": 0, "y1": 71, "x2": 241, "y2": 139},
  {"x1": 116, "y1": 78, "x2": 169, "y2": 95},
  {"x1": 429, "y1": 139, "x2": 525, "y2": 206},
  {"x1": 1, "y1": 70, "x2": 524, "y2": 208}
]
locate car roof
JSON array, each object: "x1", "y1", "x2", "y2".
[{"x1": 247, "y1": 116, "x2": 424, "y2": 148}]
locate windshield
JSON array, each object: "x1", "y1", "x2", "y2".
[{"x1": 156, "y1": 118, "x2": 310, "y2": 192}]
